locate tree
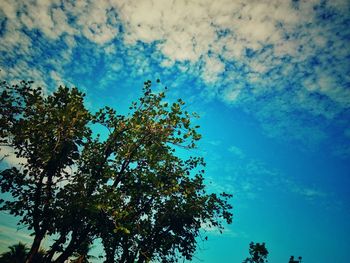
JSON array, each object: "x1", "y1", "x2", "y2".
[
  {"x1": 0, "y1": 242, "x2": 29, "y2": 263},
  {"x1": 289, "y1": 256, "x2": 302, "y2": 263},
  {"x1": 70, "y1": 242, "x2": 96, "y2": 263},
  {"x1": 0, "y1": 242, "x2": 46, "y2": 263},
  {"x1": 0, "y1": 79, "x2": 233, "y2": 263},
  {"x1": 0, "y1": 80, "x2": 91, "y2": 262},
  {"x1": 242, "y1": 242, "x2": 269, "y2": 263}
]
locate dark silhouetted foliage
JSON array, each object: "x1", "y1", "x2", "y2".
[
  {"x1": 0, "y1": 242, "x2": 29, "y2": 263},
  {"x1": 289, "y1": 255, "x2": 302, "y2": 263},
  {"x1": 0, "y1": 243, "x2": 46, "y2": 263},
  {"x1": 242, "y1": 242, "x2": 269, "y2": 263}
]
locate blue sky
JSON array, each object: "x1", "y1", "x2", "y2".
[{"x1": 0, "y1": 0, "x2": 350, "y2": 262}]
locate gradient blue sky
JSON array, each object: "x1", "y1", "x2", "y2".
[{"x1": 0, "y1": 0, "x2": 350, "y2": 262}]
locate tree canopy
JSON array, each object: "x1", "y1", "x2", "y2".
[
  {"x1": 0, "y1": 242, "x2": 29, "y2": 263},
  {"x1": 0, "y1": 79, "x2": 233, "y2": 263},
  {"x1": 242, "y1": 242, "x2": 269, "y2": 263}
]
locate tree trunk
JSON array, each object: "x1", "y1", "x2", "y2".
[
  {"x1": 137, "y1": 253, "x2": 147, "y2": 263},
  {"x1": 120, "y1": 243, "x2": 133, "y2": 263},
  {"x1": 25, "y1": 232, "x2": 44, "y2": 263},
  {"x1": 44, "y1": 233, "x2": 67, "y2": 262},
  {"x1": 53, "y1": 239, "x2": 77, "y2": 263},
  {"x1": 53, "y1": 228, "x2": 89, "y2": 263},
  {"x1": 103, "y1": 243, "x2": 116, "y2": 263}
]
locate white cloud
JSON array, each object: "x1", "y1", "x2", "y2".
[
  {"x1": 0, "y1": 225, "x2": 33, "y2": 251},
  {"x1": 5, "y1": 0, "x2": 73, "y2": 41},
  {"x1": 1, "y1": 0, "x2": 119, "y2": 45},
  {"x1": 201, "y1": 221, "x2": 242, "y2": 238},
  {"x1": 1, "y1": 0, "x2": 349, "y2": 151},
  {"x1": 207, "y1": 140, "x2": 222, "y2": 146},
  {"x1": 288, "y1": 182, "x2": 327, "y2": 200},
  {"x1": 222, "y1": 84, "x2": 244, "y2": 103},
  {"x1": 111, "y1": 0, "x2": 349, "y2": 130},
  {"x1": 202, "y1": 55, "x2": 225, "y2": 84},
  {"x1": 207, "y1": 148, "x2": 331, "y2": 204},
  {"x1": 50, "y1": 70, "x2": 74, "y2": 88},
  {"x1": 344, "y1": 129, "x2": 350, "y2": 138},
  {"x1": 0, "y1": 146, "x2": 27, "y2": 167},
  {"x1": 228, "y1": 145, "x2": 245, "y2": 159},
  {"x1": 74, "y1": 1, "x2": 119, "y2": 45}
]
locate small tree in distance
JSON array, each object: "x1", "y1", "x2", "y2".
[
  {"x1": 0, "y1": 79, "x2": 233, "y2": 263},
  {"x1": 0, "y1": 242, "x2": 29, "y2": 263},
  {"x1": 242, "y1": 242, "x2": 269, "y2": 263},
  {"x1": 289, "y1": 255, "x2": 302, "y2": 263}
]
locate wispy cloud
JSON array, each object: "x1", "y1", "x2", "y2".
[
  {"x1": 0, "y1": 225, "x2": 32, "y2": 252},
  {"x1": 0, "y1": 146, "x2": 26, "y2": 168},
  {"x1": 291, "y1": 185, "x2": 326, "y2": 200},
  {"x1": 201, "y1": 221, "x2": 247, "y2": 239},
  {"x1": 228, "y1": 145, "x2": 246, "y2": 159},
  {"x1": 205, "y1": 145, "x2": 331, "y2": 203}
]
